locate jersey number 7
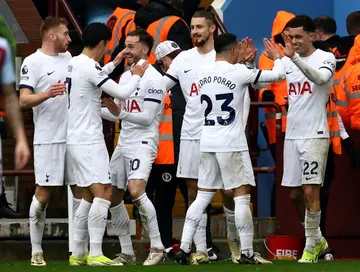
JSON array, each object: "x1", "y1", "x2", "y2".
[
  {"x1": 200, "y1": 93, "x2": 235, "y2": 126},
  {"x1": 66, "y1": 77, "x2": 72, "y2": 109}
]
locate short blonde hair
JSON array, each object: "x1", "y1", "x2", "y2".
[{"x1": 40, "y1": 16, "x2": 68, "y2": 39}]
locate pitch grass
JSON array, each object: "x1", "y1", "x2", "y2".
[{"x1": 1, "y1": 261, "x2": 360, "y2": 272}]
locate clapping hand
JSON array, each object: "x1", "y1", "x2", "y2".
[{"x1": 102, "y1": 98, "x2": 121, "y2": 116}]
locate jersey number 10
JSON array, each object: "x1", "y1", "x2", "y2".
[
  {"x1": 200, "y1": 93, "x2": 235, "y2": 126},
  {"x1": 66, "y1": 77, "x2": 72, "y2": 109}
]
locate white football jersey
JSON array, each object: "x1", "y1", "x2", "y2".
[
  {"x1": 117, "y1": 65, "x2": 165, "y2": 153},
  {"x1": 198, "y1": 61, "x2": 263, "y2": 152},
  {"x1": 165, "y1": 47, "x2": 216, "y2": 140},
  {"x1": 0, "y1": 37, "x2": 15, "y2": 85},
  {"x1": 67, "y1": 54, "x2": 114, "y2": 145},
  {"x1": 283, "y1": 49, "x2": 336, "y2": 139},
  {"x1": 19, "y1": 49, "x2": 71, "y2": 144}
]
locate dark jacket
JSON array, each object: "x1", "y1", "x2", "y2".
[{"x1": 313, "y1": 35, "x2": 356, "y2": 71}]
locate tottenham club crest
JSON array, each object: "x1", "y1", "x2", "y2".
[{"x1": 22, "y1": 65, "x2": 28, "y2": 75}]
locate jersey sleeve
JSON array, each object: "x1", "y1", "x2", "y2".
[
  {"x1": 164, "y1": 54, "x2": 182, "y2": 89},
  {"x1": 1, "y1": 40, "x2": 15, "y2": 85},
  {"x1": 290, "y1": 52, "x2": 335, "y2": 85},
  {"x1": 318, "y1": 52, "x2": 336, "y2": 74},
  {"x1": 236, "y1": 59, "x2": 285, "y2": 85},
  {"x1": 102, "y1": 62, "x2": 116, "y2": 75},
  {"x1": 19, "y1": 57, "x2": 39, "y2": 92},
  {"x1": 86, "y1": 62, "x2": 111, "y2": 88},
  {"x1": 118, "y1": 78, "x2": 166, "y2": 126},
  {"x1": 144, "y1": 77, "x2": 166, "y2": 104}
]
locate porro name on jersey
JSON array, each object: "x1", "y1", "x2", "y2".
[{"x1": 198, "y1": 76, "x2": 236, "y2": 90}]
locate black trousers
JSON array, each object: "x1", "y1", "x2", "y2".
[
  {"x1": 145, "y1": 164, "x2": 213, "y2": 249},
  {"x1": 146, "y1": 164, "x2": 188, "y2": 248}
]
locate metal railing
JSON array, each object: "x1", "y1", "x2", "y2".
[
  {"x1": 2, "y1": 170, "x2": 34, "y2": 176},
  {"x1": 49, "y1": 0, "x2": 83, "y2": 40}
]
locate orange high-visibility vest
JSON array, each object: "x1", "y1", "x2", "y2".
[
  {"x1": 155, "y1": 92, "x2": 174, "y2": 164},
  {"x1": 327, "y1": 90, "x2": 342, "y2": 154},
  {"x1": 104, "y1": 8, "x2": 136, "y2": 64},
  {"x1": 258, "y1": 11, "x2": 294, "y2": 144},
  {"x1": 341, "y1": 61, "x2": 360, "y2": 130},
  {"x1": 333, "y1": 35, "x2": 360, "y2": 128},
  {"x1": 258, "y1": 53, "x2": 287, "y2": 144},
  {"x1": 146, "y1": 16, "x2": 187, "y2": 64}
]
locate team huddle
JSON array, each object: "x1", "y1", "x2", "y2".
[{"x1": 19, "y1": 10, "x2": 335, "y2": 266}]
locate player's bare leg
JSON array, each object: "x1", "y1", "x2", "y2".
[
  {"x1": 128, "y1": 179, "x2": 166, "y2": 265},
  {"x1": 30, "y1": 185, "x2": 53, "y2": 266},
  {"x1": 221, "y1": 190, "x2": 240, "y2": 263},
  {"x1": 289, "y1": 187, "x2": 306, "y2": 223},
  {"x1": 298, "y1": 184, "x2": 328, "y2": 264},
  {"x1": 176, "y1": 188, "x2": 216, "y2": 265},
  {"x1": 110, "y1": 187, "x2": 136, "y2": 264},
  {"x1": 186, "y1": 179, "x2": 209, "y2": 264}
]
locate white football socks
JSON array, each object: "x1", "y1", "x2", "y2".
[
  {"x1": 29, "y1": 195, "x2": 47, "y2": 256},
  {"x1": 110, "y1": 201, "x2": 135, "y2": 256},
  {"x1": 88, "y1": 197, "x2": 111, "y2": 258},
  {"x1": 234, "y1": 194, "x2": 254, "y2": 258},
  {"x1": 180, "y1": 191, "x2": 215, "y2": 254},
  {"x1": 134, "y1": 193, "x2": 164, "y2": 250}
]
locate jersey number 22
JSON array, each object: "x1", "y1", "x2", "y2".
[{"x1": 200, "y1": 93, "x2": 235, "y2": 126}]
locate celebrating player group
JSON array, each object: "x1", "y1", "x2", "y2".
[{"x1": 19, "y1": 9, "x2": 334, "y2": 266}]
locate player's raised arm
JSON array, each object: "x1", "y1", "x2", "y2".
[
  {"x1": 280, "y1": 33, "x2": 335, "y2": 85},
  {"x1": 233, "y1": 38, "x2": 285, "y2": 88},
  {"x1": 19, "y1": 60, "x2": 66, "y2": 109},
  {"x1": 88, "y1": 61, "x2": 148, "y2": 100},
  {"x1": 163, "y1": 53, "x2": 182, "y2": 90}
]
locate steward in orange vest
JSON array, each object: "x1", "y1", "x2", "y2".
[
  {"x1": 134, "y1": 0, "x2": 193, "y2": 62},
  {"x1": 338, "y1": 34, "x2": 360, "y2": 168},
  {"x1": 144, "y1": 40, "x2": 188, "y2": 250},
  {"x1": 258, "y1": 11, "x2": 294, "y2": 159},
  {"x1": 146, "y1": 15, "x2": 189, "y2": 64},
  {"x1": 104, "y1": 7, "x2": 137, "y2": 82},
  {"x1": 333, "y1": 35, "x2": 360, "y2": 130},
  {"x1": 104, "y1": 7, "x2": 136, "y2": 65},
  {"x1": 315, "y1": 11, "x2": 360, "y2": 128}
]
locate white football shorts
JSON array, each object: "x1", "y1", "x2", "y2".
[
  {"x1": 66, "y1": 142, "x2": 111, "y2": 188},
  {"x1": 198, "y1": 151, "x2": 256, "y2": 190},
  {"x1": 281, "y1": 138, "x2": 329, "y2": 187},
  {"x1": 34, "y1": 143, "x2": 76, "y2": 186},
  {"x1": 176, "y1": 139, "x2": 200, "y2": 179},
  {"x1": 110, "y1": 145, "x2": 156, "y2": 190}
]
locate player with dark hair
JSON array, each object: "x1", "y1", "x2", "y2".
[
  {"x1": 67, "y1": 22, "x2": 148, "y2": 266},
  {"x1": 175, "y1": 32, "x2": 284, "y2": 265}
]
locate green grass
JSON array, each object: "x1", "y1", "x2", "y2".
[{"x1": 1, "y1": 261, "x2": 360, "y2": 272}]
